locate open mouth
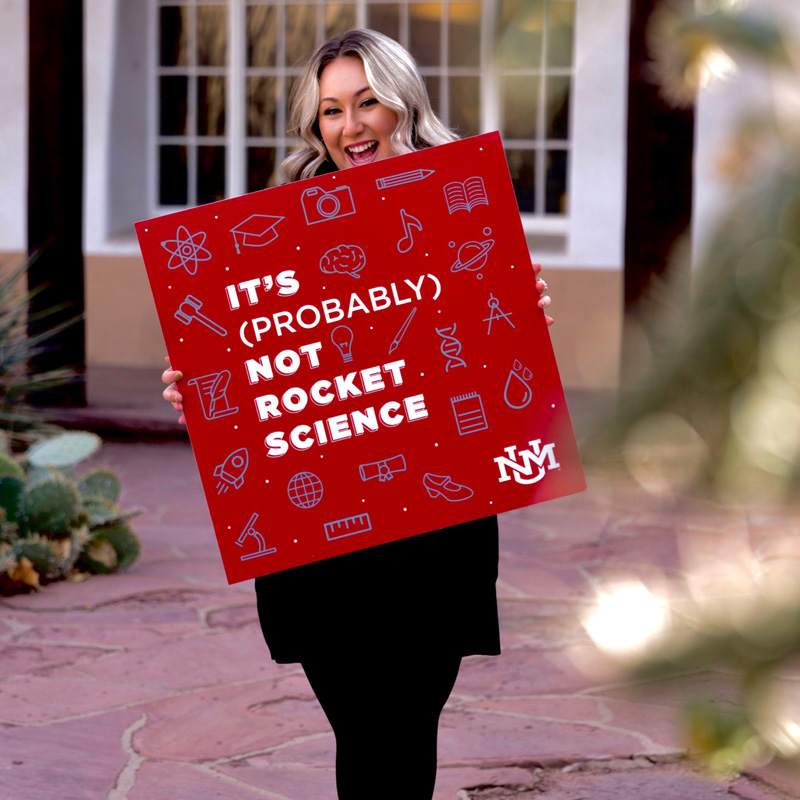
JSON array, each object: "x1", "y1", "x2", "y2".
[{"x1": 345, "y1": 140, "x2": 379, "y2": 166}]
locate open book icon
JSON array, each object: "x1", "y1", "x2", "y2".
[{"x1": 443, "y1": 177, "x2": 489, "y2": 214}]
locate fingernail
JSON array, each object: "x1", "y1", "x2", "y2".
[{"x1": 174, "y1": 372, "x2": 183, "y2": 381}]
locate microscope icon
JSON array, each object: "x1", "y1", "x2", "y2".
[{"x1": 235, "y1": 512, "x2": 276, "y2": 561}]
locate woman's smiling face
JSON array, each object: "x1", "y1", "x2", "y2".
[{"x1": 317, "y1": 55, "x2": 399, "y2": 170}]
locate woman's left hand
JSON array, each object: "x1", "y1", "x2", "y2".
[{"x1": 532, "y1": 262, "x2": 553, "y2": 326}]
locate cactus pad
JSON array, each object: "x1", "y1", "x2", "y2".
[
  {"x1": 18, "y1": 476, "x2": 81, "y2": 535},
  {"x1": 27, "y1": 432, "x2": 101, "y2": 469},
  {"x1": 0, "y1": 453, "x2": 24, "y2": 482},
  {"x1": 84, "y1": 497, "x2": 125, "y2": 527},
  {"x1": 0, "y1": 477, "x2": 25, "y2": 523},
  {"x1": 11, "y1": 535, "x2": 60, "y2": 579},
  {"x1": 78, "y1": 468, "x2": 121, "y2": 503},
  {"x1": 80, "y1": 522, "x2": 140, "y2": 574}
]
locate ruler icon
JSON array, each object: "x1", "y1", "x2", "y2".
[{"x1": 324, "y1": 513, "x2": 372, "y2": 541}]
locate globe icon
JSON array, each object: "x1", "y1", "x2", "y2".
[{"x1": 287, "y1": 471, "x2": 323, "y2": 508}]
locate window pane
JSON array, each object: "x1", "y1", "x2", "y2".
[
  {"x1": 160, "y1": 6, "x2": 189, "y2": 67},
  {"x1": 410, "y1": 4, "x2": 441, "y2": 66},
  {"x1": 448, "y1": 3, "x2": 480, "y2": 68},
  {"x1": 545, "y1": 75, "x2": 569, "y2": 140},
  {"x1": 506, "y1": 149, "x2": 536, "y2": 213},
  {"x1": 198, "y1": 145, "x2": 226, "y2": 205},
  {"x1": 367, "y1": 3, "x2": 400, "y2": 42},
  {"x1": 159, "y1": 145, "x2": 188, "y2": 205},
  {"x1": 286, "y1": 75, "x2": 299, "y2": 132},
  {"x1": 198, "y1": 76, "x2": 226, "y2": 136},
  {"x1": 424, "y1": 75, "x2": 442, "y2": 118},
  {"x1": 197, "y1": 5, "x2": 227, "y2": 67},
  {"x1": 286, "y1": 5, "x2": 317, "y2": 66},
  {"x1": 547, "y1": 0, "x2": 575, "y2": 68},
  {"x1": 501, "y1": 75, "x2": 538, "y2": 140},
  {"x1": 545, "y1": 149, "x2": 568, "y2": 214},
  {"x1": 247, "y1": 4, "x2": 278, "y2": 67},
  {"x1": 497, "y1": 0, "x2": 544, "y2": 69},
  {"x1": 248, "y1": 146, "x2": 278, "y2": 191},
  {"x1": 247, "y1": 76, "x2": 277, "y2": 137},
  {"x1": 325, "y1": 4, "x2": 357, "y2": 39},
  {"x1": 449, "y1": 76, "x2": 479, "y2": 137},
  {"x1": 159, "y1": 75, "x2": 188, "y2": 135}
]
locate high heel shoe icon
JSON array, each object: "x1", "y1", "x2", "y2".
[{"x1": 423, "y1": 472, "x2": 474, "y2": 502}]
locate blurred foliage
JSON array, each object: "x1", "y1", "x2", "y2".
[
  {"x1": 583, "y1": 0, "x2": 800, "y2": 781},
  {"x1": 589, "y1": 1, "x2": 800, "y2": 507},
  {"x1": 0, "y1": 253, "x2": 79, "y2": 443}
]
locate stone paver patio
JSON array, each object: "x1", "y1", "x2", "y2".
[{"x1": 1, "y1": 441, "x2": 798, "y2": 799}]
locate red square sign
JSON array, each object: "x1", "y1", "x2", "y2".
[{"x1": 136, "y1": 133, "x2": 586, "y2": 584}]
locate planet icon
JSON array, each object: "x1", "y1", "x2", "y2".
[{"x1": 450, "y1": 238, "x2": 495, "y2": 273}]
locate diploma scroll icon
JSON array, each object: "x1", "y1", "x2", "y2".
[
  {"x1": 359, "y1": 454, "x2": 407, "y2": 482},
  {"x1": 236, "y1": 513, "x2": 276, "y2": 561},
  {"x1": 187, "y1": 370, "x2": 238, "y2": 420}
]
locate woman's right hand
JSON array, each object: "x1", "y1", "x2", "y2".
[{"x1": 161, "y1": 356, "x2": 186, "y2": 425}]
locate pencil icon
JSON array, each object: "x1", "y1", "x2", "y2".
[{"x1": 376, "y1": 169, "x2": 435, "y2": 190}]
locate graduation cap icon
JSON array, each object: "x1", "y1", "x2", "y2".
[{"x1": 230, "y1": 214, "x2": 284, "y2": 254}]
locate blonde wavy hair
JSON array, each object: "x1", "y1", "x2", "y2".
[{"x1": 280, "y1": 29, "x2": 457, "y2": 183}]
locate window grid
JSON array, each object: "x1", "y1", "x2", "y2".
[{"x1": 154, "y1": 0, "x2": 574, "y2": 218}]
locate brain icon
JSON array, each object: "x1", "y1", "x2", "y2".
[{"x1": 319, "y1": 244, "x2": 366, "y2": 278}]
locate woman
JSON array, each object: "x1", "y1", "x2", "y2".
[{"x1": 163, "y1": 29, "x2": 552, "y2": 800}]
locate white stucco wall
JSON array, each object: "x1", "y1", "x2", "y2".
[{"x1": 0, "y1": 0, "x2": 27, "y2": 252}]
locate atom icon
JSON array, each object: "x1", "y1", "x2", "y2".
[{"x1": 160, "y1": 226, "x2": 212, "y2": 275}]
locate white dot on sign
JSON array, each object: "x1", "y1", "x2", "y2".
[
  {"x1": 403, "y1": 507, "x2": 407, "y2": 511},
  {"x1": 551, "y1": 404, "x2": 556, "y2": 408},
  {"x1": 227, "y1": 526, "x2": 231, "y2": 530},
  {"x1": 265, "y1": 479, "x2": 269, "y2": 483},
  {"x1": 180, "y1": 338, "x2": 184, "y2": 342},
  {"x1": 225, "y1": 267, "x2": 229, "y2": 271},
  {"x1": 294, "y1": 539, "x2": 297, "y2": 543},
  {"x1": 168, "y1": 285, "x2": 171, "y2": 289},
  {"x1": 234, "y1": 425, "x2": 238, "y2": 430},
  {"x1": 479, "y1": 147, "x2": 483, "y2": 151},
  {"x1": 227, "y1": 348, "x2": 231, "y2": 352},
  {"x1": 438, "y1": 309, "x2": 441, "y2": 314},
  {"x1": 382, "y1": 196, "x2": 385, "y2": 201},
  {"x1": 420, "y1": 372, "x2": 424, "y2": 377},
  {"x1": 435, "y1": 443, "x2": 439, "y2": 447},
  {"x1": 214, "y1": 215, "x2": 218, "y2": 219},
  {"x1": 296, "y1": 246, "x2": 300, "y2": 250},
  {"x1": 144, "y1": 228, "x2": 148, "y2": 232},
  {"x1": 490, "y1": 501, "x2": 493, "y2": 505}
]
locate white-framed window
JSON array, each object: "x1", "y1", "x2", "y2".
[{"x1": 152, "y1": 0, "x2": 575, "y2": 220}]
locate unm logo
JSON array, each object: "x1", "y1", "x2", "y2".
[{"x1": 494, "y1": 440, "x2": 560, "y2": 485}]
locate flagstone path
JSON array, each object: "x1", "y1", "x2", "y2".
[{"x1": 1, "y1": 441, "x2": 797, "y2": 799}]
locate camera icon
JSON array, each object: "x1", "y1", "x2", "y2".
[{"x1": 301, "y1": 185, "x2": 357, "y2": 225}]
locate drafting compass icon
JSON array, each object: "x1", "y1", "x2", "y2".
[{"x1": 484, "y1": 293, "x2": 515, "y2": 335}]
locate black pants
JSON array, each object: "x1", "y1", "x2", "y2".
[{"x1": 301, "y1": 651, "x2": 462, "y2": 800}]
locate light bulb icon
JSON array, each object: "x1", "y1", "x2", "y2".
[{"x1": 331, "y1": 325, "x2": 354, "y2": 363}]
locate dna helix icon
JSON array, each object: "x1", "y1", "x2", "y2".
[{"x1": 435, "y1": 324, "x2": 467, "y2": 372}]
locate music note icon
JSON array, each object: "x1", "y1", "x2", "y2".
[{"x1": 396, "y1": 208, "x2": 423, "y2": 254}]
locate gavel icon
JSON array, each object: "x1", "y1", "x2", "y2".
[{"x1": 174, "y1": 294, "x2": 227, "y2": 337}]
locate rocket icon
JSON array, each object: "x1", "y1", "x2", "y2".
[{"x1": 214, "y1": 448, "x2": 249, "y2": 494}]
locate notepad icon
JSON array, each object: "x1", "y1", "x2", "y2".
[{"x1": 451, "y1": 392, "x2": 488, "y2": 435}]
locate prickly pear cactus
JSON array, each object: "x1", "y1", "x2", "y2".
[
  {"x1": 78, "y1": 468, "x2": 121, "y2": 503},
  {"x1": 79, "y1": 522, "x2": 140, "y2": 574},
  {"x1": 18, "y1": 475, "x2": 81, "y2": 536},
  {"x1": 26, "y1": 432, "x2": 101, "y2": 469}
]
